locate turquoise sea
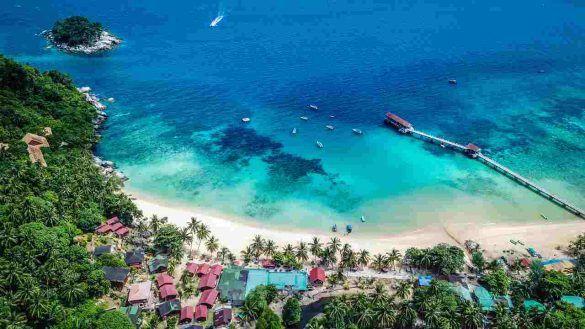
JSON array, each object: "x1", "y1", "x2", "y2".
[{"x1": 2, "y1": 0, "x2": 584, "y2": 235}]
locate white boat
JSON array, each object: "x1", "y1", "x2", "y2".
[
  {"x1": 210, "y1": 15, "x2": 224, "y2": 27},
  {"x1": 300, "y1": 116, "x2": 309, "y2": 121},
  {"x1": 316, "y1": 141, "x2": 324, "y2": 148},
  {"x1": 440, "y1": 143, "x2": 445, "y2": 148},
  {"x1": 352, "y1": 128, "x2": 363, "y2": 135},
  {"x1": 330, "y1": 115, "x2": 335, "y2": 118},
  {"x1": 325, "y1": 125, "x2": 335, "y2": 130},
  {"x1": 242, "y1": 117, "x2": 250, "y2": 123},
  {"x1": 309, "y1": 104, "x2": 319, "y2": 110},
  {"x1": 291, "y1": 128, "x2": 297, "y2": 135},
  {"x1": 361, "y1": 215, "x2": 366, "y2": 222}
]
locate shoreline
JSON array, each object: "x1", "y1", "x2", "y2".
[
  {"x1": 130, "y1": 191, "x2": 585, "y2": 258},
  {"x1": 42, "y1": 30, "x2": 121, "y2": 54}
]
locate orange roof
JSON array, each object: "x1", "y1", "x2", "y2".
[
  {"x1": 385, "y1": 112, "x2": 412, "y2": 128},
  {"x1": 128, "y1": 282, "x2": 151, "y2": 303}
]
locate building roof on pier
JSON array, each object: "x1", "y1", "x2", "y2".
[
  {"x1": 466, "y1": 143, "x2": 481, "y2": 152},
  {"x1": 385, "y1": 112, "x2": 412, "y2": 128}
]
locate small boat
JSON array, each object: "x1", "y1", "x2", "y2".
[
  {"x1": 360, "y1": 215, "x2": 366, "y2": 222},
  {"x1": 537, "y1": 69, "x2": 545, "y2": 74},
  {"x1": 316, "y1": 141, "x2": 324, "y2": 148},
  {"x1": 440, "y1": 143, "x2": 445, "y2": 148},
  {"x1": 242, "y1": 117, "x2": 250, "y2": 123},
  {"x1": 448, "y1": 79, "x2": 457, "y2": 85},
  {"x1": 332, "y1": 224, "x2": 337, "y2": 232},
  {"x1": 300, "y1": 116, "x2": 309, "y2": 121},
  {"x1": 346, "y1": 224, "x2": 353, "y2": 233},
  {"x1": 309, "y1": 104, "x2": 319, "y2": 110},
  {"x1": 330, "y1": 115, "x2": 335, "y2": 118},
  {"x1": 210, "y1": 15, "x2": 224, "y2": 27},
  {"x1": 540, "y1": 214, "x2": 549, "y2": 220},
  {"x1": 352, "y1": 128, "x2": 363, "y2": 135},
  {"x1": 291, "y1": 128, "x2": 297, "y2": 135},
  {"x1": 325, "y1": 125, "x2": 335, "y2": 130}
]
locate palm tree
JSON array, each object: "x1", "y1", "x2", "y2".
[
  {"x1": 419, "y1": 251, "x2": 433, "y2": 271},
  {"x1": 459, "y1": 300, "x2": 484, "y2": 329},
  {"x1": 372, "y1": 254, "x2": 386, "y2": 272},
  {"x1": 251, "y1": 235, "x2": 265, "y2": 259},
  {"x1": 264, "y1": 239, "x2": 277, "y2": 258},
  {"x1": 180, "y1": 227, "x2": 193, "y2": 253},
  {"x1": 241, "y1": 246, "x2": 253, "y2": 263},
  {"x1": 357, "y1": 249, "x2": 370, "y2": 268},
  {"x1": 396, "y1": 302, "x2": 417, "y2": 329},
  {"x1": 283, "y1": 243, "x2": 295, "y2": 257},
  {"x1": 373, "y1": 302, "x2": 397, "y2": 328},
  {"x1": 386, "y1": 248, "x2": 402, "y2": 271},
  {"x1": 370, "y1": 282, "x2": 389, "y2": 305},
  {"x1": 355, "y1": 307, "x2": 375, "y2": 328},
  {"x1": 205, "y1": 236, "x2": 219, "y2": 259},
  {"x1": 149, "y1": 214, "x2": 167, "y2": 233},
  {"x1": 395, "y1": 280, "x2": 413, "y2": 300},
  {"x1": 187, "y1": 217, "x2": 200, "y2": 256},
  {"x1": 328, "y1": 237, "x2": 341, "y2": 255},
  {"x1": 296, "y1": 241, "x2": 309, "y2": 264},
  {"x1": 218, "y1": 247, "x2": 230, "y2": 264},
  {"x1": 195, "y1": 223, "x2": 210, "y2": 255},
  {"x1": 309, "y1": 237, "x2": 323, "y2": 262},
  {"x1": 324, "y1": 298, "x2": 348, "y2": 328}
]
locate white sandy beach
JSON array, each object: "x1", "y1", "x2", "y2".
[{"x1": 133, "y1": 197, "x2": 585, "y2": 259}]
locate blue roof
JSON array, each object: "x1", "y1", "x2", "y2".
[
  {"x1": 418, "y1": 275, "x2": 432, "y2": 287},
  {"x1": 541, "y1": 258, "x2": 576, "y2": 266},
  {"x1": 452, "y1": 285, "x2": 472, "y2": 301},
  {"x1": 473, "y1": 286, "x2": 494, "y2": 311},
  {"x1": 494, "y1": 295, "x2": 513, "y2": 309},
  {"x1": 245, "y1": 269, "x2": 308, "y2": 296},
  {"x1": 561, "y1": 296, "x2": 584, "y2": 309}
]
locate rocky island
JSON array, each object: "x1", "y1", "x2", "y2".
[{"x1": 42, "y1": 16, "x2": 121, "y2": 54}]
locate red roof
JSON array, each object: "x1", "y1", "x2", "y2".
[
  {"x1": 156, "y1": 273, "x2": 174, "y2": 288},
  {"x1": 95, "y1": 224, "x2": 111, "y2": 234},
  {"x1": 309, "y1": 267, "x2": 326, "y2": 284},
  {"x1": 385, "y1": 112, "x2": 412, "y2": 128},
  {"x1": 210, "y1": 264, "x2": 223, "y2": 276},
  {"x1": 214, "y1": 308, "x2": 233, "y2": 327},
  {"x1": 198, "y1": 273, "x2": 218, "y2": 291},
  {"x1": 198, "y1": 289, "x2": 218, "y2": 307},
  {"x1": 180, "y1": 306, "x2": 194, "y2": 323},
  {"x1": 196, "y1": 263, "x2": 210, "y2": 276},
  {"x1": 106, "y1": 216, "x2": 120, "y2": 225},
  {"x1": 520, "y1": 258, "x2": 532, "y2": 267},
  {"x1": 186, "y1": 262, "x2": 198, "y2": 275},
  {"x1": 195, "y1": 304, "x2": 208, "y2": 321},
  {"x1": 160, "y1": 284, "x2": 178, "y2": 300},
  {"x1": 114, "y1": 227, "x2": 129, "y2": 237},
  {"x1": 110, "y1": 222, "x2": 124, "y2": 231},
  {"x1": 261, "y1": 259, "x2": 276, "y2": 269},
  {"x1": 466, "y1": 143, "x2": 481, "y2": 152}
]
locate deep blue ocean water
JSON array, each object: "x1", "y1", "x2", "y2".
[{"x1": 2, "y1": 0, "x2": 584, "y2": 234}]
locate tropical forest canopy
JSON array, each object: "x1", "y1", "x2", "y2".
[
  {"x1": 0, "y1": 54, "x2": 139, "y2": 328},
  {"x1": 51, "y1": 16, "x2": 104, "y2": 47}
]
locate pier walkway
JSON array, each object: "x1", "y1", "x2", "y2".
[{"x1": 385, "y1": 113, "x2": 585, "y2": 219}]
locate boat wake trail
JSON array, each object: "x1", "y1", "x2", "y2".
[{"x1": 210, "y1": 2, "x2": 226, "y2": 27}]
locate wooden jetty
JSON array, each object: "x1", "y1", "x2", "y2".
[{"x1": 384, "y1": 112, "x2": 585, "y2": 219}]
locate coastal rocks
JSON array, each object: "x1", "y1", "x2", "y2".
[
  {"x1": 81, "y1": 86, "x2": 128, "y2": 182},
  {"x1": 41, "y1": 30, "x2": 121, "y2": 54}
]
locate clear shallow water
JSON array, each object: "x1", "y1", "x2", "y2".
[{"x1": 2, "y1": 0, "x2": 584, "y2": 235}]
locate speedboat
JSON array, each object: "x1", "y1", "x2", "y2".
[
  {"x1": 316, "y1": 141, "x2": 324, "y2": 148},
  {"x1": 448, "y1": 79, "x2": 457, "y2": 85},
  {"x1": 352, "y1": 128, "x2": 363, "y2": 135},
  {"x1": 332, "y1": 224, "x2": 337, "y2": 232},
  {"x1": 309, "y1": 104, "x2": 319, "y2": 110},
  {"x1": 330, "y1": 115, "x2": 335, "y2": 118},
  {"x1": 346, "y1": 224, "x2": 353, "y2": 233},
  {"x1": 325, "y1": 125, "x2": 334, "y2": 130},
  {"x1": 360, "y1": 215, "x2": 366, "y2": 222},
  {"x1": 300, "y1": 116, "x2": 309, "y2": 121},
  {"x1": 210, "y1": 15, "x2": 224, "y2": 27},
  {"x1": 242, "y1": 117, "x2": 250, "y2": 123},
  {"x1": 291, "y1": 128, "x2": 297, "y2": 135}
]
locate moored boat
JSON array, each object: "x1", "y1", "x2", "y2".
[
  {"x1": 360, "y1": 215, "x2": 366, "y2": 222},
  {"x1": 325, "y1": 125, "x2": 334, "y2": 130},
  {"x1": 346, "y1": 224, "x2": 353, "y2": 233},
  {"x1": 332, "y1": 224, "x2": 337, "y2": 232},
  {"x1": 316, "y1": 141, "x2": 324, "y2": 148},
  {"x1": 291, "y1": 128, "x2": 297, "y2": 135},
  {"x1": 242, "y1": 117, "x2": 250, "y2": 123},
  {"x1": 309, "y1": 104, "x2": 319, "y2": 110},
  {"x1": 300, "y1": 116, "x2": 309, "y2": 121},
  {"x1": 448, "y1": 79, "x2": 457, "y2": 85},
  {"x1": 352, "y1": 128, "x2": 363, "y2": 135}
]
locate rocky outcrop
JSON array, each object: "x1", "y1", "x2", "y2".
[{"x1": 42, "y1": 30, "x2": 121, "y2": 54}]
